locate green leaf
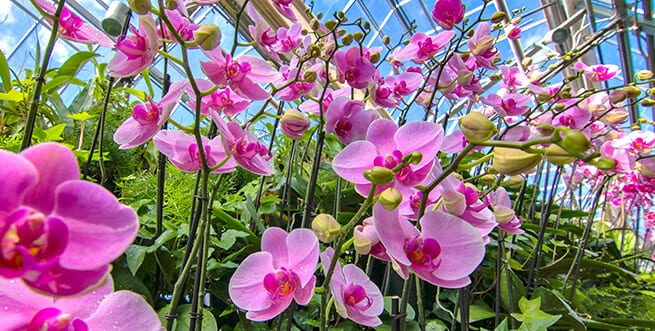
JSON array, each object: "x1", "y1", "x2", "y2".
[
  {"x1": 42, "y1": 124, "x2": 66, "y2": 142},
  {"x1": 145, "y1": 229, "x2": 177, "y2": 253},
  {"x1": 68, "y1": 111, "x2": 96, "y2": 121},
  {"x1": 494, "y1": 318, "x2": 509, "y2": 331},
  {"x1": 512, "y1": 297, "x2": 561, "y2": 331},
  {"x1": 158, "y1": 304, "x2": 218, "y2": 331},
  {"x1": 126, "y1": 245, "x2": 147, "y2": 275},
  {"x1": 0, "y1": 49, "x2": 11, "y2": 91},
  {"x1": 216, "y1": 229, "x2": 249, "y2": 250},
  {"x1": 425, "y1": 320, "x2": 448, "y2": 331},
  {"x1": 457, "y1": 303, "x2": 496, "y2": 323},
  {"x1": 212, "y1": 208, "x2": 259, "y2": 245},
  {"x1": 58, "y1": 51, "x2": 97, "y2": 77},
  {"x1": 383, "y1": 296, "x2": 415, "y2": 320},
  {"x1": 500, "y1": 267, "x2": 525, "y2": 311},
  {"x1": 0, "y1": 89, "x2": 23, "y2": 102}
]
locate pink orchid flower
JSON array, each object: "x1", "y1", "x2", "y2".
[
  {"x1": 108, "y1": 15, "x2": 160, "y2": 77},
  {"x1": 490, "y1": 187, "x2": 524, "y2": 234},
  {"x1": 1, "y1": 277, "x2": 162, "y2": 330},
  {"x1": 211, "y1": 114, "x2": 274, "y2": 176},
  {"x1": 0, "y1": 143, "x2": 138, "y2": 296},
  {"x1": 192, "y1": 79, "x2": 250, "y2": 116},
  {"x1": 114, "y1": 79, "x2": 188, "y2": 149},
  {"x1": 298, "y1": 88, "x2": 349, "y2": 115},
  {"x1": 373, "y1": 203, "x2": 485, "y2": 288},
  {"x1": 468, "y1": 22, "x2": 499, "y2": 69},
  {"x1": 480, "y1": 89, "x2": 531, "y2": 117},
  {"x1": 394, "y1": 32, "x2": 456, "y2": 64},
  {"x1": 372, "y1": 72, "x2": 424, "y2": 108},
  {"x1": 273, "y1": 23, "x2": 303, "y2": 54},
  {"x1": 320, "y1": 248, "x2": 383, "y2": 327},
  {"x1": 159, "y1": 9, "x2": 199, "y2": 44},
  {"x1": 574, "y1": 61, "x2": 620, "y2": 82},
  {"x1": 499, "y1": 65, "x2": 529, "y2": 91},
  {"x1": 201, "y1": 48, "x2": 281, "y2": 100},
  {"x1": 325, "y1": 97, "x2": 379, "y2": 145},
  {"x1": 229, "y1": 228, "x2": 318, "y2": 321},
  {"x1": 332, "y1": 119, "x2": 443, "y2": 195},
  {"x1": 506, "y1": 24, "x2": 521, "y2": 40},
  {"x1": 552, "y1": 105, "x2": 592, "y2": 130},
  {"x1": 432, "y1": 0, "x2": 465, "y2": 30},
  {"x1": 34, "y1": 0, "x2": 114, "y2": 48},
  {"x1": 334, "y1": 47, "x2": 379, "y2": 89},
  {"x1": 271, "y1": 0, "x2": 296, "y2": 21},
  {"x1": 153, "y1": 130, "x2": 237, "y2": 173}
]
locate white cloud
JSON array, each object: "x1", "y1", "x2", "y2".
[
  {"x1": 0, "y1": 33, "x2": 17, "y2": 55},
  {"x1": 0, "y1": 0, "x2": 16, "y2": 24},
  {"x1": 37, "y1": 25, "x2": 73, "y2": 65}
]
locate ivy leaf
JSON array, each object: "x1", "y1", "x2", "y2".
[
  {"x1": 126, "y1": 245, "x2": 147, "y2": 276},
  {"x1": 216, "y1": 229, "x2": 249, "y2": 250},
  {"x1": 512, "y1": 297, "x2": 561, "y2": 331}
]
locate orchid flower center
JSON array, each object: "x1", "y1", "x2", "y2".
[
  {"x1": 418, "y1": 38, "x2": 438, "y2": 58},
  {"x1": 226, "y1": 56, "x2": 251, "y2": 82},
  {"x1": 261, "y1": 28, "x2": 277, "y2": 46},
  {"x1": 343, "y1": 284, "x2": 373, "y2": 310},
  {"x1": 1, "y1": 209, "x2": 67, "y2": 272},
  {"x1": 334, "y1": 118, "x2": 353, "y2": 138},
  {"x1": 376, "y1": 85, "x2": 393, "y2": 99},
  {"x1": 132, "y1": 99, "x2": 161, "y2": 125},
  {"x1": 263, "y1": 268, "x2": 296, "y2": 301},
  {"x1": 394, "y1": 81, "x2": 409, "y2": 96},
  {"x1": 28, "y1": 307, "x2": 88, "y2": 331},
  {"x1": 234, "y1": 136, "x2": 270, "y2": 160},
  {"x1": 373, "y1": 150, "x2": 403, "y2": 169},
  {"x1": 188, "y1": 143, "x2": 212, "y2": 166},
  {"x1": 116, "y1": 27, "x2": 148, "y2": 60},
  {"x1": 59, "y1": 8, "x2": 83, "y2": 37},
  {"x1": 344, "y1": 67, "x2": 360, "y2": 83},
  {"x1": 405, "y1": 237, "x2": 442, "y2": 270}
]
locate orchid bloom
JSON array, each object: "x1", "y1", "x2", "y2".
[
  {"x1": 1, "y1": 277, "x2": 162, "y2": 330},
  {"x1": 273, "y1": 23, "x2": 303, "y2": 54},
  {"x1": 159, "y1": 9, "x2": 199, "y2": 44},
  {"x1": 201, "y1": 48, "x2": 281, "y2": 100},
  {"x1": 114, "y1": 79, "x2": 188, "y2": 149},
  {"x1": 229, "y1": 228, "x2": 318, "y2": 321},
  {"x1": 192, "y1": 79, "x2": 250, "y2": 116},
  {"x1": 325, "y1": 97, "x2": 379, "y2": 145},
  {"x1": 480, "y1": 89, "x2": 531, "y2": 117},
  {"x1": 373, "y1": 203, "x2": 485, "y2": 288},
  {"x1": 490, "y1": 187, "x2": 524, "y2": 234},
  {"x1": 0, "y1": 143, "x2": 138, "y2": 296},
  {"x1": 332, "y1": 118, "x2": 443, "y2": 195},
  {"x1": 393, "y1": 32, "x2": 456, "y2": 64},
  {"x1": 108, "y1": 15, "x2": 160, "y2": 77},
  {"x1": 271, "y1": 0, "x2": 296, "y2": 21},
  {"x1": 574, "y1": 61, "x2": 620, "y2": 82},
  {"x1": 298, "y1": 88, "x2": 349, "y2": 115},
  {"x1": 468, "y1": 22, "x2": 499, "y2": 69},
  {"x1": 499, "y1": 65, "x2": 529, "y2": 91},
  {"x1": 320, "y1": 248, "x2": 383, "y2": 327},
  {"x1": 432, "y1": 0, "x2": 465, "y2": 30},
  {"x1": 211, "y1": 114, "x2": 274, "y2": 176},
  {"x1": 372, "y1": 72, "x2": 424, "y2": 108},
  {"x1": 153, "y1": 130, "x2": 237, "y2": 173},
  {"x1": 334, "y1": 47, "x2": 379, "y2": 89},
  {"x1": 34, "y1": 0, "x2": 114, "y2": 48}
]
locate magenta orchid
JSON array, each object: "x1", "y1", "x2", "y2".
[
  {"x1": 320, "y1": 248, "x2": 383, "y2": 327},
  {"x1": 34, "y1": 0, "x2": 114, "y2": 48},
  {"x1": 108, "y1": 15, "x2": 160, "y2": 77},
  {"x1": 229, "y1": 227, "x2": 318, "y2": 321},
  {"x1": 332, "y1": 118, "x2": 443, "y2": 195},
  {"x1": 271, "y1": 0, "x2": 296, "y2": 21},
  {"x1": 574, "y1": 61, "x2": 620, "y2": 83},
  {"x1": 201, "y1": 48, "x2": 281, "y2": 100},
  {"x1": 159, "y1": 9, "x2": 199, "y2": 44},
  {"x1": 325, "y1": 97, "x2": 379, "y2": 145},
  {"x1": 153, "y1": 130, "x2": 237, "y2": 173},
  {"x1": 468, "y1": 22, "x2": 500, "y2": 69},
  {"x1": 211, "y1": 114, "x2": 274, "y2": 176},
  {"x1": 481, "y1": 90, "x2": 531, "y2": 117},
  {"x1": 393, "y1": 32, "x2": 456, "y2": 64},
  {"x1": 273, "y1": 23, "x2": 304, "y2": 54},
  {"x1": 372, "y1": 72, "x2": 424, "y2": 108},
  {"x1": 192, "y1": 79, "x2": 250, "y2": 116},
  {"x1": 0, "y1": 143, "x2": 138, "y2": 296},
  {"x1": 432, "y1": 0, "x2": 465, "y2": 30},
  {"x1": 334, "y1": 47, "x2": 379, "y2": 89},
  {"x1": 1, "y1": 277, "x2": 162, "y2": 330},
  {"x1": 490, "y1": 187, "x2": 524, "y2": 234},
  {"x1": 373, "y1": 203, "x2": 485, "y2": 288}
]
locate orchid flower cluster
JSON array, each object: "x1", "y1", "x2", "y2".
[{"x1": 8, "y1": 0, "x2": 655, "y2": 329}]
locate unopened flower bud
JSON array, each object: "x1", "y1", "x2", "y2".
[
  {"x1": 310, "y1": 18, "x2": 320, "y2": 30},
  {"x1": 353, "y1": 31, "x2": 364, "y2": 42},
  {"x1": 590, "y1": 157, "x2": 616, "y2": 171},
  {"x1": 379, "y1": 188, "x2": 402, "y2": 211},
  {"x1": 341, "y1": 33, "x2": 353, "y2": 45},
  {"x1": 403, "y1": 151, "x2": 422, "y2": 165},
  {"x1": 128, "y1": 0, "x2": 150, "y2": 15},
  {"x1": 492, "y1": 147, "x2": 542, "y2": 176},
  {"x1": 544, "y1": 144, "x2": 576, "y2": 166},
  {"x1": 303, "y1": 70, "x2": 317, "y2": 82},
  {"x1": 363, "y1": 21, "x2": 371, "y2": 30},
  {"x1": 560, "y1": 129, "x2": 590, "y2": 154},
  {"x1": 609, "y1": 90, "x2": 627, "y2": 104},
  {"x1": 642, "y1": 98, "x2": 655, "y2": 107},
  {"x1": 638, "y1": 159, "x2": 655, "y2": 178},
  {"x1": 312, "y1": 214, "x2": 341, "y2": 243},
  {"x1": 441, "y1": 189, "x2": 466, "y2": 216},
  {"x1": 325, "y1": 20, "x2": 338, "y2": 30},
  {"x1": 505, "y1": 175, "x2": 524, "y2": 189},
  {"x1": 479, "y1": 174, "x2": 497, "y2": 185},
  {"x1": 364, "y1": 166, "x2": 395, "y2": 185},
  {"x1": 623, "y1": 85, "x2": 641, "y2": 99},
  {"x1": 165, "y1": 0, "x2": 177, "y2": 9},
  {"x1": 638, "y1": 70, "x2": 654, "y2": 80},
  {"x1": 281, "y1": 109, "x2": 310, "y2": 140},
  {"x1": 536, "y1": 123, "x2": 555, "y2": 136},
  {"x1": 309, "y1": 44, "x2": 321, "y2": 58},
  {"x1": 369, "y1": 52, "x2": 380, "y2": 63},
  {"x1": 194, "y1": 24, "x2": 222, "y2": 50},
  {"x1": 490, "y1": 11, "x2": 507, "y2": 23},
  {"x1": 488, "y1": 73, "x2": 501, "y2": 81},
  {"x1": 354, "y1": 219, "x2": 376, "y2": 255},
  {"x1": 382, "y1": 35, "x2": 391, "y2": 45},
  {"x1": 459, "y1": 111, "x2": 498, "y2": 143},
  {"x1": 494, "y1": 206, "x2": 516, "y2": 225},
  {"x1": 554, "y1": 103, "x2": 566, "y2": 111}
]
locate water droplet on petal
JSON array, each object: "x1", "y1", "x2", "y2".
[{"x1": 3, "y1": 306, "x2": 9, "y2": 311}]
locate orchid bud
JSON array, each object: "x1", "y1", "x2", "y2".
[
  {"x1": 280, "y1": 109, "x2": 310, "y2": 140},
  {"x1": 354, "y1": 219, "x2": 376, "y2": 255},
  {"x1": 642, "y1": 98, "x2": 655, "y2": 107},
  {"x1": 638, "y1": 159, "x2": 655, "y2": 178},
  {"x1": 494, "y1": 206, "x2": 516, "y2": 224},
  {"x1": 312, "y1": 214, "x2": 341, "y2": 243},
  {"x1": 310, "y1": 19, "x2": 320, "y2": 30},
  {"x1": 492, "y1": 147, "x2": 542, "y2": 176},
  {"x1": 341, "y1": 33, "x2": 353, "y2": 45},
  {"x1": 544, "y1": 144, "x2": 576, "y2": 166},
  {"x1": 505, "y1": 175, "x2": 524, "y2": 189},
  {"x1": 537, "y1": 122, "x2": 555, "y2": 136},
  {"x1": 403, "y1": 151, "x2": 422, "y2": 165},
  {"x1": 303, "y1": 70, "x2": 317, "y2": 82},
  {"x1": 164, "y1": 0, "x2": 177, "y2": 9},
  {"x1": 589, "y1": 157, "x2": 616, "y2": 171},
  {"x1": 623, "y1": 85, "x2": 641, "y2": 99},
  {"x1": 459, "y1": 111, "x2": 497, "y2": 143},
  {"x1": 309, "y1": 44, "x2": 321, "y2": 58},
  {"x1": 325, "y1": 20, "x2": 338, "y2": 30},
  {"x1": 128, "y1": 0, "x2": 150, "y2": 15},
  {"x1": 609, "y1": 89, "x2": 627, "y2": 104},
  {"x1": 382, "y1": 35, "x2": 391, "y2": 45},
  {"x1": 379, "y1": 188, "x2": 402, "y2": 211},
  {"x1": 490, "y1": 12, "x2": 507, "y2": 23},
  {"x1": 441, "y1": 189, "x2": 466, "y2": 216},
  {"x1": 353, "y1": 31, "x2": 364, "y2": 42},
  {"x1": 560, "y1": 129, "x2": 589, "y2": 154},
  {"x1": 194, "y1": 24, "x2": 222, "y2": 50},
  {"x1": 637, "y1": 70, "x2": 654, "y2": 80},
  {"x1": 479, "y1": 174, "x2": 497, "y2": 185},
  {"x1": 364, "y1": 166, "x2": 395, "y2": 185},
  {"x1": 369, "y1": 52, "x2": 380, "y2": 63}
]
